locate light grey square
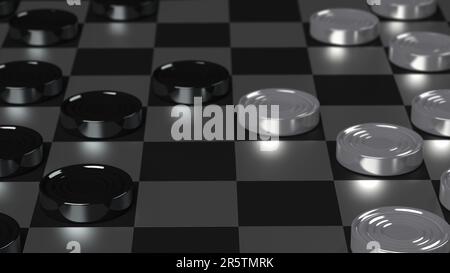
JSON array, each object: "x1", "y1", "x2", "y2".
[
  {"x1": 231, "y1": 23, "x2": 306, "y2": 48},
  {"x1": 335, "y1": 180, "x2": 443, "y2": 226},
  {"x1": 135, "y1": 181, "x2": 238, "y2": 227},
  {"x1": 320, "y1": 106, "x2": 412, "y2": 140},
  {"x1": 145, "y1": 106, "x2": 231, "y2": 142},
  {"x1": 308, "y1": 47, "x2": 392, "y2": 75},
  {"x1": 18, "y1": 1, "x2": 89, "y2": 22},
  {"x1": 79, "y1": 23, "x2": 156, "y2": 48},
  {"x1": 45, "y1": 142, "x2": 143, "y2": 180},
  {"x1": 145, "y1": 107, "x2": 176, "y2": 141},
  {"x1": 235, "y1": 141, "x2": 333, "y2": 181},
  {"x1": 152, "y1": 48, "x2": 231, "y2": 73},
  {"x1": 239, "y1": 226, "x2": 348, "y2": 253},
  {"x1": 0, "y1": 182, "x2": 39, "y2": 227},
  {"x1": 395, "y1": 74, "x2": 450, "y2": 105},
  {"x1": 298, "y1": 0, "x2": 370, "y2": 22},
  {"x1": 24, "y1": 227, "x2": 133, "y2": 253},
  {"x1": 66, "y1": 76, "x2": 151, "y2": 104},
  {"x1": 232, "y1": 75, "x2": 316, "y2": 104},
  {"x1": 380, "y1": 22, "x2": 450, "y2": 46},
  {"x1": 0, "y1": 107, "x2": 60, "y2": 141},
  {"x1": 0, "y1": 49, "x2": 77, "y2": 75},
  {"x1": 423, "y1": 140, "x2": 450, "y2": 180},
  {"x1": 158, "y1": 0, "x2": 229, "y2": 22}
]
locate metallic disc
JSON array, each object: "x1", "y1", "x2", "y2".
[
  {"x1": 310, "y1": 8, "x2": 379, "y2": 45},
  {"x1": 351, "y1": 207, "x2": 450, "y2": 253},
  {"x1": 439, "y1": 169, "x2": 450, "y2": 210},
  {"x1": 412, "y1": 90, "x2": 450, "y2": 137},
  {"x1": 336, "y1": 123, "x2": 423, "y2": 176},
  {"x1": 389, "y1": 32, "x2": 450, "y2": 72},
  {"x1": 238, "y1": 89, "x2": 320, "y2": 137},
  {"x1": 371, "y1": 0, "x2": 437, "y2": 20}
]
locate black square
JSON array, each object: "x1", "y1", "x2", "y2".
[
  {"x1": 30, "y1": 185, "x2": 139, "y2": 227},
  {"x1": 431, "y1": 180, "x2": 441, "y2": 197},
  {"x1": 147, "y1": 87, "x2": 234, "y2": 106},
  {"x1": 0, "y1": 143, "x2": 51, "y2": 182},
  {"x1": 230, "y1": 0, "x2": 301, "y2": 22},
  {"x1": 314, "y1": 76, "x2": 403, "y2": 105},
  {"x1": 132, "y1": 227, "x2": 239, "y2": 253},
  {"x1": 155, "y1": 24, "x2": 230, "y2": 47},
  {"x1": 20, "y1": 228, "x2": 28, "y2": 252},
  {"x1": 140, "y1": 142, "x2": 236, "y2": 181},
  {"x1": 343, "y1": 226, "x2": 352, "y2": 252},
  {"x1": 237, "y1": 181, "x2": 342, "y2": 226},
  {"x1": 232, "y1": 48, "x2": 312, "y2": 75},
  {"x1": 53, "y1": 108, "x2": 147, "y2": 141},
  {"x1": 327, "y1": 141, "x2": 430, "y2": 180},
  {"x1": 72, "y1": 49, "x2": 153, "y2": 75}
]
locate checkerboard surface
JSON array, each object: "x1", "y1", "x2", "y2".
[{"x1": 1, "y1": 0, "x2": 450, "y2": 253}]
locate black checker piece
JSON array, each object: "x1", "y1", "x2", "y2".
[
  {"x1": 9, "y1": 9, "x2": 79, "y2": 46},
  {"x1": 39, "y1": 164, "x2": 135, "y2": 223},
  {"x1": 0, "y1": 213, "x2": 20, "y2": 253},
  {"x1": 60, "y1": 91, "x2": 143, "y2": 139},
  {"x1": 151, "y1": 60, "x2": 231, "y2": 105},
  {"x1": 0, "y1": 125, "x2": 43, "y2": 178},
  {"x1": 0, "y1": 61, "x2": 63, "y2": 105},
  {"x1": 91, "y1": 0, "x2": 158, "y2": 21}
]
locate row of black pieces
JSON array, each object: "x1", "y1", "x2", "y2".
[
  {"x1": 0, "y1": 60, "x2": 146, "y2": 138},
  {"x1": 0, "y1": 59, "x2": 231, "y2": 118},
  {"x1": 3, "y1": 1, "x2": 159, "y2": 46}
]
